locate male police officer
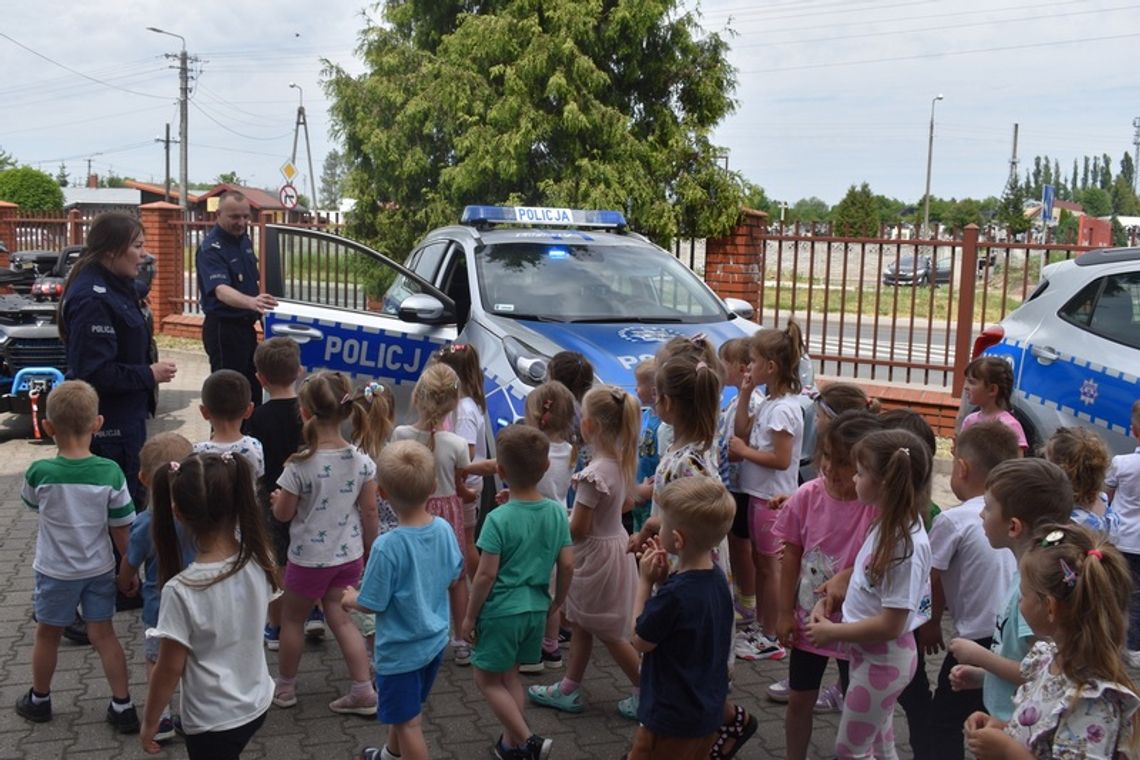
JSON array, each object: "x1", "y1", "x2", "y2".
[{"x1": 196, "y1": 191, "x2": 277, "y2": 406}]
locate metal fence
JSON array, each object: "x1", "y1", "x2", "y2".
[{"x1": 12, "y1": 208, "x2": 111, "y2": 251}]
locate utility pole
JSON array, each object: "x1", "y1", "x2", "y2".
[
  {"x1": 85, "y1": 157, "x2": 93, "y2": 181},
  {"x1": 148, "y1": 27, "x2": 195, "y2": 216},
  {"x1": 289, "y1": 82, "x2": 318, "y2": 210},
  {"x1": 1132, "y1": 117, "x2": 1140, "y2": 194},
  {"x1": 1009, "y1": 123, "x2": 1020, "y2": 183},
  {"x1": 922, "y1": 94, "x2": 944, "y2": 239},
  {"x1": 155, "y1": 123, "x2": 177, "y2": 203}
]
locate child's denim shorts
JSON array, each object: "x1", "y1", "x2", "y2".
[{"x1": 34, "y1": 570, "x2": 116, "y2": 627}]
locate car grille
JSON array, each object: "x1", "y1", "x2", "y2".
[{"x1": 5, "y1": 339, "x2": 66, "y2": 375}]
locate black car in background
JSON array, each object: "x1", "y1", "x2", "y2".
[{"x1": 882, "y1": 255, "x2": 953, "y2": 286}]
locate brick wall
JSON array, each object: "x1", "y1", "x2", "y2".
[
  {"x1": 703, "y1": 208, "x2": 767, "y2": 303},
  {"x1": 139, "y1": 202, "x2": 184, "y2": 328},
  {"x1": 0, "y1": 201, "x2": 17, "y2": 267},
  {"x1": 818, "y1": 376, "x2": 961, "y2": 438}
]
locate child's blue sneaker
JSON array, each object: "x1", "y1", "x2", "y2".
[
  {"x1": 264, "y1": 624, "x2": 280, "y2": 651},
  {"x1": 527, "y1": 682, "x2": 585, "y2": 714},
  {"x1": 305, "y1": 607, "x2": 326, "y2": 639},
  {"x1": 617, "y1": 693, "x2": 639, "y2": 720}
]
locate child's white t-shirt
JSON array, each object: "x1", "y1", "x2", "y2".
[
  {"x1": 193, "y1": 437, "x2": 266, "y2": 479},
  {"x1": 1107, "y1": 448, "x2": 1140, "y2": 553},
  {"x1": 538, "y1": 440, "x2": 574, "y2": 508},
  {"x1": 453, "y1": 397, "x2": 487, "y2": 504},
  {"x1": 842, "y1": 520, "x2": 932, "y2": 634},
  {"x1": 391, "y1": 426, "x2": 471, "y2": 498},
  {"x1": 738, "y1": 393, "x2": 804, "y2": 500},
  {"x1": 148, "y1": 556, "x2": 276, "y2": 733},
  {"x1": 277, "y1": 446, "x2": 376, "y2": 568},
  {"x1": 928, "y1": 495, "x2": 1018, "y2": 640}
]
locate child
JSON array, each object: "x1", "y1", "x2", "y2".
[
  {"x1": 879, "y1": 408, "x2": 943, "y2": 530},
  {"x1": 342, "y1": 440, "x2": 464, "y2": 760},
  {"x1": 434, "y1": 343, "x2": 489, "y2": 579},
  {"x1": 946, "y1": 458, "x2": 1074, "y2": 722},
  {"x1": 248, "y1": 336, "x2": 304, "y2": 648},
  {"x1": 964, "y1": 523, "x2": 1140, "y2": 759},
  {"x1": 631, "y1": 358, "x2": 661, "y2": 535},
  {"x1": 772, "y1": 411, "x2": 882, "y2": 759},
  {"x1": 194, "y1": 369, "x2": 266, "y2": 478},
  {"x1": 117, "y1": 431, "x2": 194, "y2": 742},
  {"x1": 733, "y1": 321, "x2": 806, "y2": 659},
  {"x1": 462, "y1": 424, "x2": 574, "y2": 760},
  {"x1": 802, "y1": 382, "x2": 880, "y2": 480},
  {"x1": 918, "y1": 421, "x2": 1020, "y2": 760},
  {"x1": 548, "y1": 350, "x2": 595, "y2": 510},
  {"x1": 392, "y1": 363, "x2": 475, "y2": 664},
  {"x1": 626, "y1": 477, "x2": 737, "y2": 759},
  {"x1": 1107, "y1": 399, "x2": 1140, "y2": 662},
  {"x1": 270, "y1": 370, "x2": 383, "y2": 713},
  {"x1": 804, "y1": 428, "x2": 933, "y2": 760},
  {"x1": 529, "y1": 386, "x2": 641, "y2": 717},
  {"x1": 1045, "y1": 426, "x2": 1118, "y2": 539},
  {"x1": 16, "y1": 380, "x2": 139, "y2": 732},
  {"x1": 958, "y1": 356, "x2": 1028, "y2": 453},
  {"x1": 141, "y1": 452, "x2": 279, "y2": 757}
]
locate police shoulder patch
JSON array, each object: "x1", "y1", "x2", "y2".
[{"x1": 92, "y1": 285, "x2": 106, "y2": 294}]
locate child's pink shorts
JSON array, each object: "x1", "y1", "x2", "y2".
[
  {"x1": 748, "y1": 497, "x2": 782, "y2": 557},
  {"x1": 285, "y1": 557, "x2": 363, "y2": 600}
]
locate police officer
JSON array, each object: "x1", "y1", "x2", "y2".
[{"x1": 196, "y1": 191, "x2": 277, "y2": 407}]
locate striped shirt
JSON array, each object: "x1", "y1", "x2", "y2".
[{"x1": 22, "y1": 455, "x2": 135, "y2": 580}]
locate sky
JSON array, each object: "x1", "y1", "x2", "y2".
[{"x1": 1, "y1": 0, "x2": 1137, "y2": 207}]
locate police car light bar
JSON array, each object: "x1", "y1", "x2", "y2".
[{"x1": 461, "y1": 205, "x2": 626, "y2": 229}]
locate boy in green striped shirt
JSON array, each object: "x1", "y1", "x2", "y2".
[{"x1": 16, "y1": 380, "x2": 139, "y2": 733}]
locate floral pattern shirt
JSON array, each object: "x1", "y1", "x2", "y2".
[{"x1": 1005, "y1": 640, "x2": 1139, "y2": 759}]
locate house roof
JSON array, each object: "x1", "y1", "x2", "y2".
[
  {"x1": 124, "y1": 180, "x2": 200, "y2": 203},
  {"x1": 63, "y1": 187, "x2": 141, "y2": 207},
  {"x1": 1054, "y1": 200, "x2": 1084, "y2": 213},
  {"x1": 196, "y1": 184, "x2": 287, "y2": 211}
]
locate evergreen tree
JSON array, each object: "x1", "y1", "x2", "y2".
[
  {"x1": 55, "y1": 163, "x2": 69, "y2": 188},
  {"x1": 1079, "y1": 186, "x2": 1112, "y2": 217},
  {"x1": 319, "y1": 149, "x2": 348, "y2": 209},
  {"x1": 1092, "y1": 156, "x2": 1101, "y2": 189},
  {"x1": 998, "y1": 174, "x2": 1030, "y2": 234},
  {"x1": 1101, "y1": 154, "x2": 1113, "y2": 190},
  {"x1": 832, "y1": 182, "x2": 879, "y2": 237},
  {"x1": 1112, "y1": 215, "x2": 1128, "y2": 246},
  {"x1": 1071, "y1": 159, "x2": 1079, "y2": 197},
  {"x1": 1111, "y1": 174, "x2": 1140, "y2": 216},
  {"x1": 1122, "y1": 152, "x2": 1137, "y2": 192},
  {"x1": 1082, "y1": 156, "x2": 1090, "y2": 189}
]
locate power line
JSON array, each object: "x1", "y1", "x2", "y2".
[
  {"x1": 739, "y1": 31, "x2": 1140, "y2": 73},
  {"x1": 0, "y1": 32, "x2": 169, "y2": 99},
  {"x1": 28, "y1": 140, "x2": 156, "y2": 165},
  {"x1": 190, "y1": 101, "x2": 293, "y2": 141}
]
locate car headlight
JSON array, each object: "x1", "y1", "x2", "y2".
[{"x1": 502, "y1": 335, "x2": 549, "y2": 386}]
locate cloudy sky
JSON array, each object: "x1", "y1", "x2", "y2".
[{"x1": 1, "y1": 0, "x2": 1137, "y2": 207}]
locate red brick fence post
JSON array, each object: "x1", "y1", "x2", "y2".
[
  {"x1": 702, "y1": 208, "x2": 767, "y2": 306},
  {"x1": 139, "y1": 202, "x2": 184, "y2": 330}
]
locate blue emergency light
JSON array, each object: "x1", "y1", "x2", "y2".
[{"x1": 461, "y1": 205, "x2": 627, "y2": 229}]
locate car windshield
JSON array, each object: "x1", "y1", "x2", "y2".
[{"x1": 475, "y1": 241, "x2": 727, "y2": 323}]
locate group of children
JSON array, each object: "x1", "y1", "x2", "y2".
[{"x1": 16, "y1": 328, "x2": 1140, "y2": 759}]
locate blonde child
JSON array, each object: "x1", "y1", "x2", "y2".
[
  {"x1": 1044, "y1": 426, "x2": 1117, "y2": 539},
  {"x1": 194, "y1": 369, "x2": 265, "y2": 477},
  {"x1": 141, "y1": 452, "x2": 279, "y2": 757},
  {"x1": 16, "y1": 380, "x2": 138, "y2": 732},
  {"x1": 959, "y1": 356, "x2": 1027, "y2": 452},
  {"x1": 1107, "y1": 399, "x2": 1140, "y2": 661},
  {"x1": 392, "y1": 363, "x2": 475, "y2": 665},
  {"x1": 732, "y1": 321, "x2": 806, "y2": 660},
  {"x1": 270, "y1": 371, "x2": 384, "y2": 713},
  {"x1": 805, "y1": 429, "x2": 933, "y2": 760},
  {"x1": 772, "y1": 411, "x2": 883, "y2": 758},
  {"x1": 434, "y1": 343, "x2": 489, "y2": 578},
  {"x1": 529, "y1": 386, "x2": 642, "y2": 717},
  {"x1": 964, "y1": 523, "x2": 1140, "y2": 759},
  {"x1": 116, "y1": 432, "x2": 194, "y2": 743}
]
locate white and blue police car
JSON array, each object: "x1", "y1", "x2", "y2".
[
  {"x1": 973, "y1": 247, "x2": 1140, "y2": 454},
  {"x1": 262, "y1": 205, "x2": 813, "y2": 452}
]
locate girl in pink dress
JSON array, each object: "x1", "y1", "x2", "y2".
[
  {"x1": 528, "y1": 385, "x2": 642, "y2": 718},
  {"x1": 959, "y1": 356, "x2": 1028, "y2": 453}
]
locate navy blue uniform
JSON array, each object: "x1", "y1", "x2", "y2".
[
  {"x1": 62, "y1": 262, "x2": 156, "y2": 508},
  {"x1": 196, "y1": 225, "x2": 261, "y2": 405}
]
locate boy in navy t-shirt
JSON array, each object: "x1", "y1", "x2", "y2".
[{"x1": 629, "y1": 477, "x2": 738, "y2": 758}]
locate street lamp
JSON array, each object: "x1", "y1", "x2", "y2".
[
  {"x1": 147, "y1": 27, "x2": 189, "y2": 214},
  {"x1": 922, "y1": 94, "x2": 944, "y2": 240},
  {"x1": 289, "y1": 81, "x2": 303, "y2": 107}
]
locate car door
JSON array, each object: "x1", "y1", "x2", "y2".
[
  {"x1": 1016, "y1": 267, "x2": 1140, "y2": 452},
  {"x1": 261, "y1": 225, "x2": 458, "y2": 421}
]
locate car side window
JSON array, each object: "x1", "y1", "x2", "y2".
[
  {"x1": 1059, "y1": 272, "x2": 1140, "y2": 348},
  {"x1": 378, "y1": 241, "x2": 449, "y2": 317}
]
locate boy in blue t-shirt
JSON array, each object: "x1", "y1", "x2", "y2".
[
  {"x1": 343, "y1": 440, "x2": 463, "y2": 760},
  {"x1": 629, "y1": 477, "x2": 738, "y2": 758},
  {"x1": 116, "y1": 432, "x2": 195, "y2": 743},
  {"x1": 630, "y1": 359, "x2": 661, "y2": 534}
]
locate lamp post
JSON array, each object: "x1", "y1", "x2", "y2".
[
  {"x1": 147, "y1": 27, "x2": 188, "y2": 215},
  {"x1": 922, "y1": 94, "x2": 944, "y2": 239},
  {"x1": 288, "y1": 82, "x2": 318, "y2": 210}
]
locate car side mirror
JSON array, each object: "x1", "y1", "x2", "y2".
[
  {"x1": 724, "y1": 297, "x2": 754, "y2": 320},
  {"x1": 398, "y1": 293, "x2": 452, "y2": 324}
]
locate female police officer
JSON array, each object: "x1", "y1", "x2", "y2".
[{"x1": 60, "y1": 212, "x2": 178, "y2": 510}]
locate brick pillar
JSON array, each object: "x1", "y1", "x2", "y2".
[
  {"x1": 139, "y1": 202, "x2": 184, "y2": 329},
  {"x1": 703, "y1": 207, "x2": 768, "y2": 306},
  {"x1": 0, "y1": 201, "x2": 18, "y2": 268},
  {"x1": 67, "y1": 208, "x2": 83, "y2": 246}
]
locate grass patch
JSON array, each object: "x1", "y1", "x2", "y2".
[
  {"x1": 155, "y1": 334, "x2": 203, "y2": 352},
  {"x1": 760, "y1": 278, "x2": 1025, "y2": 323}
]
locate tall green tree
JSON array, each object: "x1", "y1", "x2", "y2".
[
  {"x1": 1071, "y1": 159, "x2": 1078, "y2": 198},
  {"x1": 1112, "y1": 215, "x2": 1128, "y2": 246},
  {"x1": 1120, "y1": 152, "x2": 1136, "y2": 193},
  {"x1": 998, "y1": 174, "x2": 1029, "y2": 234},
  {"x1": 1111, "y1": 174, "x2": 1140, "y2": 216},
  {"x1": 1079, "y1": 186, "x2": 1112, "y2": 217},
  {"x1": 0, "y1": 147, "x2": 15, "y2": 172},
  {"x1": 55, "y1": 163, "x2": 69, "y2": 188},
  {"x1": 947, "y1": 198, "x2": 982, "y2": 233},
  {"x1": 832, "y1": 183, "x2": 879, "y2": 237},
  {"x1": 1082, "y1": 156, "x2": 1090, "y2": 189},
  {"x1": 0, "y1": 166, "x2": 65, "y2": 209},
  {"x1": 788, "y1": 197, "x2": 829, "y2": 224},
  {"x1": 319, "y1": 149, "x2": 349, "y2": 209},
  {"x1": 325, "y1": 0, "x2": 741, "y2": 258},
  {"x1": 1101, "y1": 154, "x2": 1113, "y2": 190}
]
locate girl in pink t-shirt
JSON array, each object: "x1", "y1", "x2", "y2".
[
  {"x1": 773, "y1": 411, "x2": 883, "y2": 760},
  {"x1": 959, "y1": 356, "x2": 1027, "y2": 452}
]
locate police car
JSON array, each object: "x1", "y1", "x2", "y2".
[
  {"x1": 974, "y1": 247, "x2": 1140, "y2": 454},
  {"x1": 262, "y1": 205, "x2": 812, "y2": 450}
]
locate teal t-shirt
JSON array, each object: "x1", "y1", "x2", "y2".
[
  {"x1": 476, "y1": 498, "x2": 572, "y2": 619},
  {"x1": 983, "y1": 569, "x2": 1034, "y2": 720}
]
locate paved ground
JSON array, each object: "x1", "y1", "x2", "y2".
[{"x1": 0, "y1": 348, "x2": 961, "y2": 759}]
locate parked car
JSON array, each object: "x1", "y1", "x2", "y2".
[
  {"x1": 971, "y1": 247, "x2": 1140, "y2": 455},
  {"x1": 1, "y1": 249, "x2": 61, "y2": 294},
  {"x1": 262, "y1": 205, "x2": 816, "y2": 465},
  {"x1": 882, "y1": 255, "x2": 952, "y2": 286}
]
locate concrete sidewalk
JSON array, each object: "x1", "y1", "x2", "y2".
[{"x1": 0, "y1": 348, "x2": 957, "y2": 759}]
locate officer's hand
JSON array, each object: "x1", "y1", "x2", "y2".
[
  {"x1": 250, "y1": 293, "x2": 278, "y2": 314},
  {"x1": 150, "y1": 361, "x2": 177, "y2": 384}
]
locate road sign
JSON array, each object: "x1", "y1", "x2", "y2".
[
  {"x1": 1042, "y1": 184, "x2": 1055, "y2": 224},
  {"x1": 280, "y1": 160, "x2": 298, "y2": 182},
  {"x1": 279, "y1": 183, "x2": 298, "y2": 209}
]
